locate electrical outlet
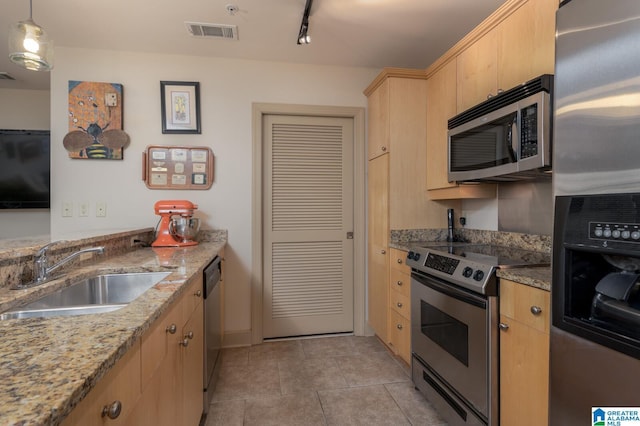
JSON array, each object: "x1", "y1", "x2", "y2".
[
  {"x1": 62, "y1": 202, "x2": 73, "y2": 217},
  {"x1": 105, "y1": 92, "x2": 117, "y2": 107},
  {"x1": 79, "y1": 202, "x2": 89, "y2": 217},
  {"x1": 96, "y1": 202, "x2": 107, "y2": 217}
]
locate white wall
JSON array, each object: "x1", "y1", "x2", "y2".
[
  {"x1": 0, "y1": 88, "x2": 51, "y2": 238},
  {"x1": 50, "y1": 47, "x2": 378, "y2": 336}
]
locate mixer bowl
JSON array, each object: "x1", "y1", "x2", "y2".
[{"x1": 170, "y1": 217, "x2": 200, "y2": 242}]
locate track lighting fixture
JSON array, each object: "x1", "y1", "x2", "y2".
[
  {"x1": 7, "y1": 0, "x2": 53, "y2": 71},
  {"x1": 297, "y1": 0, "x2": 313, "y2": 45}
]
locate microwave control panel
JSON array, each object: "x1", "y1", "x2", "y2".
[
  {"x1": 520, "y1": 104, "x2": 539, "y2": 159},
  {"x1": 589, "y1": 221, "x2": 640, "y2": 243}
]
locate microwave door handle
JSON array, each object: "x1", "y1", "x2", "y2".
[{"x1": 507, "y1": 115, "x2": 518, "y2": 162}]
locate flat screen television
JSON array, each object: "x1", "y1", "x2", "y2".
[{"x1": 0, "y1": 129, "x2": 50, "y2": 209}]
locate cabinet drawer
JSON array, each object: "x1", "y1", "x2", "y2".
[
  {"x1": 389, "y1": 288, "x2": 410, "y2": 319},
  {"x1": 388, "y1": 309, "x2": 411, "y2": 364},
  {"x1": 389, "y1": 268, "x2": 410, "y2": 298},
  {"x1": 389, "y1": 248, "x2": 410, "y2": 274},
  {"x1": 500, "y1": 279, "x2": 550, "y2": 333},
  {"x1": 182, "y1": 277, "x2": 203, "y2": 325}
]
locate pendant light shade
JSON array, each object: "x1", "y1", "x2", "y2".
[{"x1": 8, "y1": 0, "x2": 53, "y2": 72}]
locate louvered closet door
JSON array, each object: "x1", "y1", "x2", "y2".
[{"x1": 263, "y1": 114, "x2": 354, "y2": 338}]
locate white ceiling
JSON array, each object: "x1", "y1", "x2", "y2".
[{"x1": 1, "y1": 0, "x2": 507, "y2": 91}]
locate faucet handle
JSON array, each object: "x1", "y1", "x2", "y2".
[{"x1": 36, "y1": 240, "x2": 67, "y2": 257}]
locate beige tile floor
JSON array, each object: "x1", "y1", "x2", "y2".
[{"x1": 206, "y1": 335, "x2": 448, "y2": 426}]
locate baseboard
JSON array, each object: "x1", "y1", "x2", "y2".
[{"x1": 222, "y1": 330, "x2": 252, "y2": 348}]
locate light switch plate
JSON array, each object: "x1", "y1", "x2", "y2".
[
  {"x1": 96, "y1": 202, "x2": 107, "y2": 217},
  {"x1": 79, "y1": 202, "x2": 89, "y2": 217},
  {"x1": 62, "y1": 202, "x2": 73, "y2": 217}
]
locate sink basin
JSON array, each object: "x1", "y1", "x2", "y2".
[{"x1": 0, "y1": 271, "x2": 172, "y2": 320}]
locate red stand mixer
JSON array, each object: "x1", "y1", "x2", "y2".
[{"x1": 152, "y1": 200, "x2": 200, "y2": 247}]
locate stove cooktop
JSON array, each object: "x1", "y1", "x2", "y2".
[{"x1": 406, "y1": 243, "x2": 550, "y2": 296}]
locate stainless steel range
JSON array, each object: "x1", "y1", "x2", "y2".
[{"x1": 406, "y1": 243, "x2": 549, "y2": 426}]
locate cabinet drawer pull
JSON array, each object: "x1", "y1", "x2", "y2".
[
  {"x1": 397, "y1": 258, "x2": 403, "y2": 264},
  {"x1": 194, "y1": 290, "x2": 202, "y2": 297},
  {"x1": 396, "y1": 280, "x2": 403, "y2": 286},
  {"x1": 396, "y1": 324, "x2": 403, "y2": 330},
  {"x1": 397, "y1": 302, "x2": 403, "y2": 308},
  {"x1": 180, "y1": 338, "x2": 190, "y2": 347},
  {"x1": 381, "y1": 249, "x2": 386, "y2": 255},
  {"x1": 530, "y1": 306, "x2": 542, "y2": 315},
  {"x1": 166, "y1": 323, "x2": 177, "y2": 334},
  {"x1": 185, "y1": 331, "x2": 194, "y2": 340},
  {"x1": 101, "y1": 400, "x2": 122, "y2": 419},
  {"x1": 499, "y1": 323, "x2": 509, "y2": 331}
]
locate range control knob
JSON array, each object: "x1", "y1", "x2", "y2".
[
  {"x1": 407, "y1": 251, "x2": 415, "y2": 260},
  {"x1": 462, "y1": 267, "x2": 473, "y2": 278},
  {"x1": 414, "y1": 253, "x2": 421, "y2": 261},
  {"x1": 612, "y1": 230, "x2": 621, "y2": 238},
  {"x1": 622, "y1": 230, "x2": 631, "y2": 239},
  {"x1": 633, "y1": 231, "x2": 640, "y2": 240},
  {"x1": 473, "y1": 270, "x2": 485, "y2": 281},
  {"x1": 604, "y1": 229, "x2": 612, "y2": 238}
]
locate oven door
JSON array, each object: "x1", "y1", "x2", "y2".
[{"x1": 411, "y1": 270, "x2": 491, "y2": 420}]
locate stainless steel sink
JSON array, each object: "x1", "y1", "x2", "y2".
[{"x1": 0, "y1": 271, "x2": 172, "y2": 320}]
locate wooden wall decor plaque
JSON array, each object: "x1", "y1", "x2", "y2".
[{"x1": 142, "y1": 145, "x2": 214, "y2": 189}]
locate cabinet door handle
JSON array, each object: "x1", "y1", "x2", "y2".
[
  {"x1": 396, "y1": 324, "x2": 403, "y2": 330},
  {"x1": 101, "y1": 400, "x2": 122, "y2": 419},
  {"x1": 396, "y1": 280, "x2": 403, "y2": 286},
  {"x1": 380, "y1": 249, "x2": 386, "y2": 255},
  {"x1": 180, "y1": 338, "x2": 190, "y2": 347},
  {"x1": 165, "y1": 323, "x2": 177, "y2": 334},
  {"x1": 185, "y1": 331, "x2": 194, "y2": 340},
  {"x1": 397, "y1": 258, "x2": 403, "y2": 264},
  {"x1": 530, "y1": 306, "x2": 542, "y2": 315},
  {"x1": 499, "y1": 323, "x2": 509, "y2": 331},
  {"x1": 381, "y1": 146, "x2": 387, "y2": 152},
  {"x1": 194, "y1": 290, "x2": 202, "y2": 297},
  {"x1": 397, "y1": 302, "x2": 403, "y2": 308}
]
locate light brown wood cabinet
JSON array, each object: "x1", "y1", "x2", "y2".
[
  {"x1": 426, "y1": 60, "x2": 496, "y2": 200},
  {"x1": 63, "y1": 275, "x2": 205, "y2": 426},
  {"x1": 456, "y1": 0, "x2": 557, "y2": 113},
  {"x1": 365, "y1": 69, "x2": 455, "y2": 344},
  {"x1": 499, "y1": 279, "x2": 550, "y2": 426},
  {"x1": 387, "y1": 248, "x2": 411, "y2": 364},
  {"x1": 62, "y1": 341, "x2": 142, "y2": 426},
  {"x1": 367, "y1": 154, "x2": 390, "y2": 342}
]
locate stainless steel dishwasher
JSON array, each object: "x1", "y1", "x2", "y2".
[{"x1": 203, "y1": 256, "x2": 221, "y2": 415}]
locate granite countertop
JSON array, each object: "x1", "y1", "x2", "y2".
[{"x1": 0, "y1": 242, "x2": 224, "y2": 426}]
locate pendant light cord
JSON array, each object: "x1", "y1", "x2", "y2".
[{"x1": 29, "y1": 0, "x2": 33, "y2": 20}]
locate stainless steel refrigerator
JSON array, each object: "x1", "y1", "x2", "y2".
[{"x1": 552, "y1": 0, "x2": 640, "y2": 424}]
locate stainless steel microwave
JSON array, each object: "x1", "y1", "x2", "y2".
[{"x1": 447, "y1": 75, "x2": 553, "y2": 182}]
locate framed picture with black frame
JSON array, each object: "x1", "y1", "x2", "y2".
[{"x1": 160, "y1": 81, "x2": 201, "y2": 134}]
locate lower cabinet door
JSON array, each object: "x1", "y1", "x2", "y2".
[
  {"x1": 388, "y1": 309, "x2": 410, "y2": 364},
  {"x1": 182, "y1": 301, "x2": 204, "y2": 425}
]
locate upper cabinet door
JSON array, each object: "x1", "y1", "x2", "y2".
[
  {"x1": 497, "y1": 0, "x2": 557, "y2": 90},
  {"x1": 367, "y1": 79, "x2": 390, "y2": 160},
  {"x1": 456, "y1": 29, "x2": 498, "y2": 113},
  {"x1": 426, "y1": 61, "x2": 458, "y2": 191}
]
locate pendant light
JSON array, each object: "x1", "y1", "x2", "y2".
[{"x1": 8, "y1": 0, "x2": 53, "y2": 71}]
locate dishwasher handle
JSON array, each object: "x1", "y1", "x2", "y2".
[{"x1": 203, "y1": 256, "x2": 221, "y2": 298}]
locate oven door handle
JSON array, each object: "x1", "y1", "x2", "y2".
[{"x1": 412, "y1": 271, "x2": 487, "y2": 309}]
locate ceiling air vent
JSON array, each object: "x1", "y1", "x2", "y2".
[
  {"x1": 185, "y1": 22, "x2": 238, "y2": 40},
  {"x1": 0, "y1": 72, "x2": 16, "y2": 80}
]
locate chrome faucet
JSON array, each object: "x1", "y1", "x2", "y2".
[{"x1": 33, "y1": 243, "x2": 105, "y2": 284}]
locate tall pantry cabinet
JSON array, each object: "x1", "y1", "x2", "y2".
[{"x1": 365, "y1": 68, "x2": 457, "y2": 360}]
